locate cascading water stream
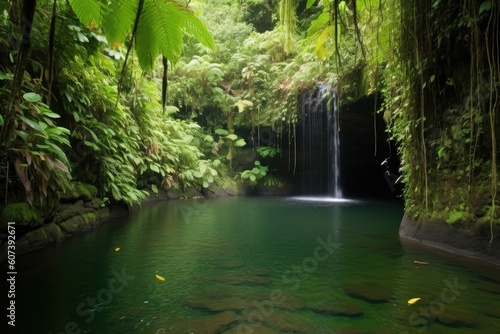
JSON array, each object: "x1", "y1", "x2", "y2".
[
  {"x1": 328, "y1": 91, "x2": 342, "y2": 198},
  {"x1": 300, "y1": 83, "x2": 342, "y2": 199}
]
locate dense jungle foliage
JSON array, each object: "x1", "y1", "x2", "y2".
[{"x1": 0, "y1": 0, "x2": 498, "y2": 233}]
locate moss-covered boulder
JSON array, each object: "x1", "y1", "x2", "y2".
[
  {"x1": 0, "y1": 203, "x2": 43, "y2": 230},
  {"x1": 60, "y1": 182, "x2": 98, "y2": 201},
  {"x1": 58, "y1": 208, "x2": 109, "y2": 235},
  {"x1": 17, "y1": 223, "x2": 65, "y2": 254},
  {"x1": 52, "y1": 202, "x2": 86, "y2": 223},
  {"x1": 58, "y1": 215, "x2": 85, "y2": 234},
  {"x1": 84, "y1": 197, "x2": 104, "y2": 209}
]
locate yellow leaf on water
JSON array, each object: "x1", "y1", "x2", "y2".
[
  {"x1": 155, "y1": 274, "x2": 166, "y2": 281},
  {"x1": 114, "y1": 247, "x2": 120, "y2": 252},
  {"x1": 408, "y1": 297, "x2": 421, "y2": 306}
]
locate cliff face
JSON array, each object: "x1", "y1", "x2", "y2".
[{"x1": 381, "y1": 0, "x2": 500, "y2": 261}]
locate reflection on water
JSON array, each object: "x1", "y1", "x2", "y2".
[
  {"x1": 287, "y1": 196, "x2": 358, "y2": 203},
  {"x1": 15, "y1": 197, "x2": 500, "y2": 333}
]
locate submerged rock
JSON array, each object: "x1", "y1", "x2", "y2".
[
  {"x1": 477, "y1": 281, "x2": 500, "y2": 294},
  {"x1": 310, "y1": 303, "x2": 364, "y2": 317},
  {"x1": 484, "y1": 308, "x2": 500, "y2": 319},
  {"x1": 212, "y1": 276, "x2": 272, "y2": 286},
  {"x1": 251, "y1": 268, "x2": 270, "y2": 276},
  {"x1": 223, "y1": 324, "x2": 279, "y2": 334},
  {"x1": 317, "y1": 329, "x2": 368, "y2": 334},
  {"x1": 167, "y1": 311, "x2": 240, "y2": 334},
  {"x1": 245, "y1": 291, "x2": 306, "y2": 311},
  {"x1": 333, "y1": 329, "x2": 368, "y2": 334},
  {"x1": 241, "y1": 309, "x2": 311, "y2": 333},
  {"x1": 344, "y1": 283, "x2": 392, "y2": 303},
  {"x1": 435, "y1": 309, "x2": 477, "y2": 328},
  {"x1": 186, "y1": 290, "x2": 305, "y2": 313},
  {"x1": 187, "y1": 295, "x2": 255, "y2": 312}
]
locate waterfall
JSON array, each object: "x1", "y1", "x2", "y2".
[{"x1": 300, "y1": 84, "x2": 342, "y2": 198}]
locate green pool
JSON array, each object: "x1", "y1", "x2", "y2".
[{"x1": 15, "y1": 197, "x2": 500, "y2": 333}]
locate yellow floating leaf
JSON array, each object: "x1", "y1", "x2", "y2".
[
  {"x1": 114, "y1": 247, "x2": 120, "y2": 252},
  {"x1": 155, "y1": 274, "x2": 166, "y2": 281},
  {"x1": 407, "y1": 297, "x2": 421, "y2": 306}
]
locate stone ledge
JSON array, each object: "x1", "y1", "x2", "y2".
[
  {"x1": 399, "y1": 213, "x2": 500, "y2": 265},
  {"x1": 0, "y1": 207, "x2": 109, "y2": 263}
]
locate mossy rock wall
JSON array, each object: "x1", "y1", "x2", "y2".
[
  {"x1": 0, "y1": 182, "x2": 110, "y2": 263},
  {"x1": 0, "y1": 203, "x2": 43, "y2": 230},
  {"x1": 0, "y1": 180, "x2": 243, "y2": 262}
]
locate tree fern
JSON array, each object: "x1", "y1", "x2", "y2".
[
  {"x1": 136, "y1": 0, "x2": 184, "y2": 69},
  {"x1": 68, "y1": 0, "x2": 215, "y2": 71},
  {"x1": 102, "y1": 0, "x2": 139, "y2": 45},
  {"x1": 68, "y1": 0, "x2": 104, "y2": 27}
]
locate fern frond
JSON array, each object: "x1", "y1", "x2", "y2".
[
  {"x1": 136, "y1": 0, "x2": 183, "y2": 69},
  {"x1": 102, "y1": 0, "x2": 139, "y2": 45},
  {"x1": 68, "y1": 0, "x2": 104, "y2": 27},
  {"x1": 70, "y1": 0, "x2": 215, "y2": 71},
  {"x1": 174, "y1": 3, "x2": 215, "y2": 50},
  {"x1": 316, "y1": 25, "x2": 335, "y2": 60}
]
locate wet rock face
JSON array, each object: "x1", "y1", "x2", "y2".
[
  {"x1": 344, "y1": 283, "x2": 392, "y2": 303},
  {"x1": 399, "y1": 213, "x2": 500, "y2": 266}
]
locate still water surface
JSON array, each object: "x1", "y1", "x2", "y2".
[{"x1": 16, "y1": 197, "x2": 500, "y2": 333}]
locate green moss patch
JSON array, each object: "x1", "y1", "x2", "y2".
[{"x1": 0, "y1": 203, "x2": 42, "y2": 229}]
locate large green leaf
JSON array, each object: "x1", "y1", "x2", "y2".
[
  {"x1": 69, "y1": 0, "x2": 215, "y2": 70},
  {"x1": 102, "y1": 0, "x2": 139, "y2": 45},
  {"x1": 135, "y1": 1, "x2": 161, "y2": 70},
  {"x1": 307, "y1": 11, "x2": 329, "y2": 37},
  {"x1": 68, "y1": 0, "x2": 104, "y2": 27},
  {"x1": 306, "y1": 0, "x2": 317, "y2": 9},
  {"x1": 137, "y1": 0, "x2": 185, "y2": 70},
  {"x1": 179, "y1": 5, "x2": 215, "y2": 50}
]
